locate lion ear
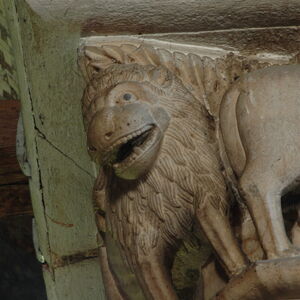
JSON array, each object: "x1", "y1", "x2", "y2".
[
  {"x1": 78, "y1": 42, "x2": 209, "y2": 109},
  {"x1": 78, "y1": 46, "x2": 105, "y2": 81},
  {"x1": 78, "y1": 45, "x2": 128, "y2": 81}
]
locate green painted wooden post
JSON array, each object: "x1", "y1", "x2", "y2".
[{"x1": 3, "y1": 1, "x2": 106, "y2": 299}]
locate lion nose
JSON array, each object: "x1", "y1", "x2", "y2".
[
  {"x1": 104, "y1": 131, "x2": 113, "y2": 140},
  {"x1": 100, "y1": 108, "x2": 115, "y2": 140}
]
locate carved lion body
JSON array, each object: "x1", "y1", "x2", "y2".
[
  {"x1": 83, "y1": 64, "x2": 247, "y2": 299},
  {"x1": 107, "y1": 74, "x2": 225, "y2": 256},
  {"x1": 220, "y1": 64, "x2": 300, "y2": 259},
  {"x1": 81, "y1": 41, "x2": 300, "y2": 299}
]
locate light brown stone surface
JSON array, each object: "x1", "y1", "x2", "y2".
[
  {"x1": 26, "y1": 1, "x2": 300, "y2": 34},
  {"x1": 216, "y1": 257, "x2": 300, "y2": 299}
]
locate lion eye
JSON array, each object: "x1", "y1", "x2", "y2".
[{"x1": 123, "y1": 93, "x2": 132, "y2": 101}]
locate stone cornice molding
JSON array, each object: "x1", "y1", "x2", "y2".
[{"x1": 25, "y1": 0, "x2": 300, "y2": 34}]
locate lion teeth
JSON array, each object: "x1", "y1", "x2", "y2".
[
  {"x1": 121, "y1": 136, "x2": 127, "y2": 144},
  {"x1": 105, "y1": 125, "x2": 154, "y2": 161}
]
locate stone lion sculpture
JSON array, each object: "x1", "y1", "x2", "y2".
[
  {"x1": 82, "y1": 63, "x2": 247, "y2": 299},
  {"x1": 80, "y1": 40, "x2": 300, "y2": 298},
  {"x1": 220, "y1": 64, "x2": 300, "y2": 259}
]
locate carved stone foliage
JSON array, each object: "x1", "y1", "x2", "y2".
[{"x1": 79, "y1": 39, "x2": 300, "y2": 299}]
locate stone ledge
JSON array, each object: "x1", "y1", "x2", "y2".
[{"x1": 216, "y1": 256, "x2": 300, "y2": 299}]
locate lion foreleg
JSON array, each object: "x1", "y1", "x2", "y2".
[
  {"x1": 99, "y1": 246, "x2": 125, "y2": 300},
  {"x1": 132, "y1": 248, "x2": 178, "y2": 300},
  {"x1": 291, "y1": 205, "x2": 300, "y2": 247},
  {"x1": 196, "y1": 200, "x2": 248, "y2": 276}
]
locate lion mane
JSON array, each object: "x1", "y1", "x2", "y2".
[{"x1": 83, "y1": 63, "x2": 229, "y2": 272}]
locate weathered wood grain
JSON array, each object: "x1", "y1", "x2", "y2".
[
  {"x1": 0, "y1": 184, "x2": 32, "y2": 217},
  {"x1": 0, "y1": 100, "x2": 31, "y2": 218},
  {"x1": 0, "y1": 100, "x2": 27, "y2": 185}
]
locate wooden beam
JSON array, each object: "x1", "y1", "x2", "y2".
[
  {"x1": 0, "y1": 184, "x2": 32, "y2": 217},
  {"x1": 0, "y1": 100, "x2": 27, "y2": 184},
  {"x1": 0, "y1": 100, "x2": 32, "y2": 217}
]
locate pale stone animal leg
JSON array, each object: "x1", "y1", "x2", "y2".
[
  {"x1": 133, "y1": 250, "x2": 179, "y2": 300},
  {"x1": 291, "y1": 205, "x2": 300, "y2": 248},
  {"x1": 99, "y1": 246, "x2": 125, "y2": 300},
  {"x1": 196, "y1": 201, "x2": 248, "y2": 276},
  {"x1": 239, "y1": 171, "x2": 299, "y2": 259}
]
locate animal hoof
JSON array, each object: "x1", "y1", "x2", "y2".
[
  {"x1": 229, "y1": 264, "x2": 249, "y2": 278},
  {"x1": 279, "y1": 247, "x2": 300, "y2": 258}
]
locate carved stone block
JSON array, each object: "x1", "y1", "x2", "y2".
[{"x1": 79, "y1": 39, "x2": 300, "y2": 299}]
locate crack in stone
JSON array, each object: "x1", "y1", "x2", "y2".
[
  {"x1": 26, "y1": 74, "x2": 54, "y2": 279},
  {"x1": 51, "y1": 248, "x2": 99, "y2": 269},
  {"x1": 35, "y1": 126, "x2": 94, "y2": 178}
]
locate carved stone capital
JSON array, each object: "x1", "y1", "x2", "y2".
[{"x1": 79, "y1": 38, "x2": 300, "y2": 299}]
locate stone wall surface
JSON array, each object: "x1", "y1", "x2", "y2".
[{"x1": 25, "y1": 0, "x2": 300, "y2": 34}]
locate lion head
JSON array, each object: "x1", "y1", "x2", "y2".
[{"x1": 82, "y1": 63, "x2": 196, "y2": 179}]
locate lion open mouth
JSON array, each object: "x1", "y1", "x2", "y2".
[{"x1": 105, "y1": 125, "x2": 158, "y2": 170}]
